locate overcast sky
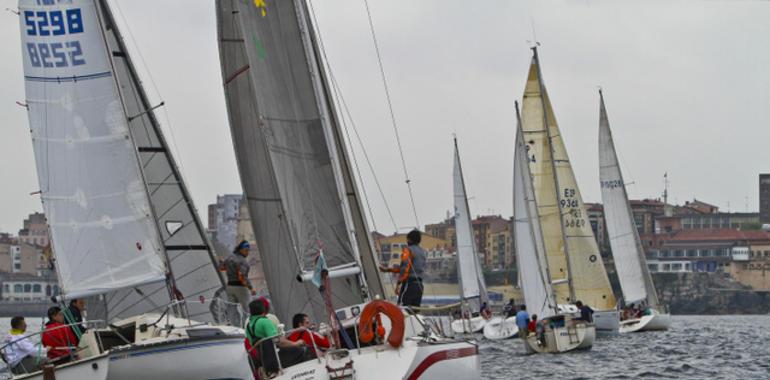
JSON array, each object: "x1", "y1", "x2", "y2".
[{"x1": 1, "y1": 0, "x2": 769, "y2": 235}]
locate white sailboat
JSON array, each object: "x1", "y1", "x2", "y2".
[
  {"x1": 598, "y1": 90, "x2": 671, "y2": 333},
  {"x1": 450, "y1": 138, "x2": 494, "y2": 335},
  {"x1": 13, "y1": 1, "x2": 252, "y2": 379},
  {"x1": 519, "y1": 47, "x2": 620, "y2": 332},
  {"x1": 513, "y1": 100, "x2": 595, "y2": 354},
  {"x1": 217, "y1": 0, "x2": 480, "y2": 378}
]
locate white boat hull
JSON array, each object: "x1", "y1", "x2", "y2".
[
  {"x1": 450, "y1": 316, "x2": 486, "y2": 334},
  {"x1": 13, "y1": 353, "x2": 109, "y2": 380},
  {"x1": 524, "y1": 322, "x2": 595, "y2": 354},
  {"x1": 107, "y1": 335, "x2": 252, "y2": 380},
  {"x1": 619, "y1": 312, "x2": 671, "y2": 333},
  {"x1": 268, "y1": 338, "x2": 479, "y2": 380},
  {"x1": 593, "y1": 309, "x2": 620, "y2": 332},
  {"x1": 482, "y1": 317, "x2": 518, "y2": 340}
]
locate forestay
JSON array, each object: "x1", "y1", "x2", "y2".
[
  {"x1": 598, "y1": 91, "x2": 659, "y2": 308},
  {"x1": 520, "y1": 49, "x2": 616, "y2": 311},
  {"x1": 18, "y1": 0, "x2": 166, "y2": 300},
  {"x1": 513, "y1": 108, "x2": 556, "y2": 320},
  {"x1": 453, "y1": 139, "x2": 488, "y2": 307},
  {"x1": 216, "y1": 0, "x2": 383, "y2": 323}
]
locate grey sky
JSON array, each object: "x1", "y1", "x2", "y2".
[{"x1": 1, "y1": 0, "x2": 769, "y2": 235}]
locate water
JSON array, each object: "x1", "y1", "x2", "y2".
[
  {"x1": 1, "y1": 316, "x2": 768, "y2": 379},
  {"x1": 480, "y1": 315, "x2": 770, "y2": 379}
]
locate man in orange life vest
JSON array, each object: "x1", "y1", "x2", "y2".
[{"x1": 379, "y1": 230, "x2": 426, "y2": 307}]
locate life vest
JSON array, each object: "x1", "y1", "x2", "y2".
[{"x1": 358, "y1": 300, "x2": 405, "y2": 348}]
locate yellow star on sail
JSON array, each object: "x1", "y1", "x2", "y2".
[{"x1": 254, "y1": 0, "x2": 267, "y2": 17}]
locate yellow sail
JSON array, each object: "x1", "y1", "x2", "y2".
[{"x1": 520, "y1": 53, "x2": 616, "y2": 311}]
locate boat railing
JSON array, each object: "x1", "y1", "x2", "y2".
[
  {"x1": 157, "y1": 295, "x2": 248, "y2": 328},
  {"x1": 249, "y1": 326, "x2": 325, "y2": 375}
]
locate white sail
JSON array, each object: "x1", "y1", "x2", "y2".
[
  {"x1": 453, "y1": 139, "x2": 487, "y2": 305},
  {"x1": 598, "y1": 91, "x2": 659, "y2": 308},
  {"x1": 513, "y1": 106, "x2": 556, "y2": 320},
  {"x1": 19, "y1": 0, "x2": 166, "y2": 299},
  {"x1": 520, "y1": 49, "x2": 616, "y2": 311}
]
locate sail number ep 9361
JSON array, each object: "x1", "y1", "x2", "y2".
[{"x1": 23, "y1": 8, "x2": 85, "y2": 68}]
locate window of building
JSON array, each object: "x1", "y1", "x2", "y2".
[
  {"x1": 23, "y1": 284, "x2": 31, "y2": 293},
  {"x1": 3, "y1": 284, "x2": 8, "y2": 293},
  {"x1": 648, "y1": 264, "x2": 659, "y2": 272},
  {"x1": 33, "y1": 284, "x2": 41, "y2": 293},
  {"x1": 674, "y1": 250, "x2": 684, "y2": 257},
  {"x1": 46, "y1": 285, "x2": 51, "y2": 296},
  {"x1": 662, "y1": 264, "x2": 671, "y2": 271},
  {"x1": 686, "y1": 249, "x2": 696, "y2": 257},
  {"x1": 13, "y1": 284, "x2": 22, "y2": 293},
  {"x1": 671, "y1": 263, "x2": 683, "y2": 271}
]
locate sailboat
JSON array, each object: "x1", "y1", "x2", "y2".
[
  {"x1": 217, "y1": 0, "x2": 479, "y2": 378},
  {"x1": 13, "y1": 1, "x2": 251, "y2": 379},
  {"x1": 513, "y1": 100, "x2": 595, "y2": 353},
  {"x1": 519, "y1": 47, "x2": 620, "y2": 332},
  {"x1": 598, "y1": 90, "x2": 671, "y2": 333},
  {"x1": 449, "y1": 138, "x2": 494, "y2": 335}
]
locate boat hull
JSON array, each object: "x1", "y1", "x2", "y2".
[
  {"x1": 450, "y1": 316, "x2": 486, "y2": 334},
  {"x1": 13, "y1": 353, "x2": 109, "y2": 380},
  {"x1": 482, "y1": 316, "x2": 518, "y2": 340},
  {"x1": 593, "y1": 309, "x2": 620, "y2": 332},
  {"x1": 270, "y1": 339, "x2": 479, "y2": 380},
  {"x1": 524, "y1": 322, "x2": 595, "y2": 354},
  {"x1": 619, "y1": 312, "x2": 671, "y2": 333},
  {"x1": 107, "y1": 335, "x2": 252, "y2": 380}
]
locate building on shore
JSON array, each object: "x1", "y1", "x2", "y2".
[
  {"x1": 17, "y1": 212, "x2": 49, "y2": 248},
  {"x1": 0, "y1": 272, "x2": 58, "y2": 301},
  {"x1": 207, "y1": 194, "x2": 243, "y2": 256}
]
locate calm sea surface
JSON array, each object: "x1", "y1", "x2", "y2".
[{"x1": 1, "y1": 315, "x2": 768, "y2": 379}]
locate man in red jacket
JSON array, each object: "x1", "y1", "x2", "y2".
[
  {"x1": 287, "y1": 313, "x2": 330, "y2": 357},
  {"x1": 41, "y1": 306, "x2": 78, "y2": 364}
]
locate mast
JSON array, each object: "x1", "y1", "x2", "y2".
[
  {"x1": 531, "y1": 47, "x2": 576, "y2": 302},
  {"x1": 297, "y1": 0, "x2": 383, "y2": 298}
]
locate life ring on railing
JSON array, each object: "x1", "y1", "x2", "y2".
[{"x1": 358, "y1": 300, "x2": 405, "y2": 348}]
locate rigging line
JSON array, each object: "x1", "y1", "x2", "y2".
[
  {"x1": 330, "y1": 73, "x2": 398, "y2": 233},
  {"x1": 307, "y1": 0, "x2": 398, "y2": 243},
  {"x1": 111, "y1": 1, "x2": 189, "y2": 186},
  {"x1": 361, "y1": 0, "x2": 420, "y2": 228}
]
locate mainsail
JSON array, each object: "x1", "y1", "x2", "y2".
[
  {"x1": 216, "y1": 0, "x2": 383, "y2": 323},
  {"x1": 513, "y1": 103, "x2": 556, "y2": 320},
  {"x1": 18, "y1": 0, "x2": 166, "y2": 300},
  {"x1": 19, "y1": 0, "x2": 225, "y2": 323},
  {"x1": 598, "y1": 90, "x2": 659, "y2": 309},
  {"x1": 520, "y1": 48, "x2": 616, "y2": 311},
  {"x1": 453, "y1": 138, "x2": 488, "y2": 308}
]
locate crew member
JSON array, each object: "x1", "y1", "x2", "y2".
[
  {"x1": 288, "y1": 313, "x2": 330, "y2": 356},
  {"x1": 41, "y1": 307, "x2": 78, "y2": 364},
  {"x1": 574, "y1": 301, "x2": 594, "y2": 323},
  {"x1": 3, "y1": 316, "x2": 45, "y2": 374},
  {"x1": 67, "y1": 298, "x2": 86, "y2": 340},
  {"x1": 379, "y1": 230, "x2": 426, "y2": 307},
  {"x1": 222, "y1": 240, "x2": 256, "y2": 325}
]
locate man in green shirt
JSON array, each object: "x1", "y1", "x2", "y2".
[{"x1": 245, "y1": 299, "x2": 307, "y2": 373}]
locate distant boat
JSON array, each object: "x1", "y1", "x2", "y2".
[
  {"x1": 597, "y1": 90, "x2": 671, "y2": 333},
  {"x1": 450, "y1": 137, "x2": 493, "y2": 335},
  {"x1": 513, "y1": 97, "x2": 595, "y2": 353},
  {"x1": 217, "y1": 0, "x2": 480, "y2": 378},
  {"x1": 12, "y1": 0, "x2": 250, "y2": 379},
  {"x1": 518, "y1": 47, "x2": 620, "y2": 332}
]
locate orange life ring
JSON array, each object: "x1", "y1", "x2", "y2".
[{"x1": 358, "y1": 300, "x2": 405, "y2": 348}]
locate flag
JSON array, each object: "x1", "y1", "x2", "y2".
[{"x1": 311, "y1": 251, "x2": 328, "y2": 288}]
